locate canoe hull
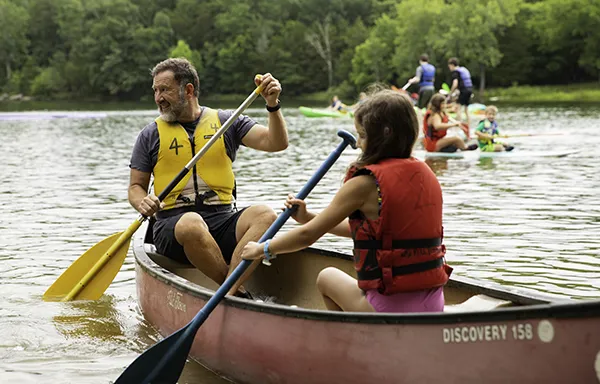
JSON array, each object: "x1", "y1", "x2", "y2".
[{"x1": 134, "y1": 242, "x2": 600, "y2": 383}]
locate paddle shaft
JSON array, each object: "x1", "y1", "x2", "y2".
[
  {"x1": 494, "y1": 132, "x2": 564, "y2": 138},
  {"x1": 60, "y1": 84, "x2": 264, "y2": 302},
  {"x1": 401, "y1": 82, "x2": 410, "y2": 91},
  {"x1": 141, "y1": 130, "x2": 357, "y2": 384}
]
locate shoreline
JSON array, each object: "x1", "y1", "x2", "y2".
[{"x1": 1, "y1": 84, "x2": 600, "y2": 112}]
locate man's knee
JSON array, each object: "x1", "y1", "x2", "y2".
[
  {"x1": 174, "y1": 213, "x2": 209, "y2": 243},
  {"x1": 246, "y1": 205, "x2": 277, "y2": 225}
]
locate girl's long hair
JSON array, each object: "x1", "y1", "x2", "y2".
[
  {"x1": 351, "y1": 89, "x2": 418, "y2": 169},
  {"x1": 428, "y1": 93, "x2": 446, "y2": 114}
]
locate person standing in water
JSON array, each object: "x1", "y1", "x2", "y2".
[
  {"x1": 408, "y1": 54, "x2": 436, "y2": 110},
  {"x1": 447, "y1": 57, "x2": 473, "y2": 123}
]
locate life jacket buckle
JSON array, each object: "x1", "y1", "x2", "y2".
[{"x1": 195, "y1": 190, "x2": 217, "y2": 210}]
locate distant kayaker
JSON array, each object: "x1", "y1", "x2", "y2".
[
  {"x1": 408, "y1": 53, "x2": 436, "y2": 110},
  {"x1": 128, "y1": 58, "x2": 289, "y2": 299},
  {"x1": 329, "y1": 95, "x2": 349, "y2": 113},
  {"x1": 475, "y1": 105, "x2": 514, "y2": 152},
  {"x1": 242, "y1": 90, "x2": 453, "y2": 313},
  {"x1": 447, "y1": 57, "x2": 473, "y2": 123},
  {"x1": 423, "y1": 93, "x2": 477, "y2": 153}
]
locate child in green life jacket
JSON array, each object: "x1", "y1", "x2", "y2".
[{"x1": 475, "y1": 105, "x2": 514, "y2": 152}]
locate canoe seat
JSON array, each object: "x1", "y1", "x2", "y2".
[
  {"x1": 144, "y1": 244, "x2": 195, "y2": 270},
  {"x1": 444, "y1": 294, "x2": 512, "y2": 313}
]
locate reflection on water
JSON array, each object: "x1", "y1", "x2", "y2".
[{"x1": 0, "y1": 104, "x2": 599, "y2": 383}]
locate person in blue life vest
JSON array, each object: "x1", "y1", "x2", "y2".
[
  {"x1": 447, "y1": 57, "x2": 473, "y2": 123},
  {"x1": 408, "y1": 54, "x2": 436, "y2": 110},
  {"x1": 128, "y1": 58, "x2": 288, "y2": 298},
  {"x1": 475, "y1": 105, "x2": 514, "y2": 152},
  {"x1": 241, "y1": 90, "x2": 452, "y2": 313}
]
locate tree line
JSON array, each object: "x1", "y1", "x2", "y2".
[{"x1": 1, "y1": 0, "x2": 598, "y2": 101}]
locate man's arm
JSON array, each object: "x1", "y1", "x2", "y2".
[
  {"x1": 241, "y1": 112, "x2": 288, "y2": 152},
  {"x1": 409, "y1": 66, "x2": 422, "y2": 84},
  {"x1": 242, "y1": 73, "x2": 288, "y2": 152},
  {"x1": 450, "y1": 71, "x2": 459, "y2": 93},
  {"x1": 129, "y1": 169, "x2": 161, "y2": 217}
]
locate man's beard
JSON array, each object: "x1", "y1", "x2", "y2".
[{"x1": 159, "y1": 91, "x2": 188, "y2": 122}]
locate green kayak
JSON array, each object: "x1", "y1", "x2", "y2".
[{"x1": 298, "y1": 106, "x2": 354, "y2": 118}]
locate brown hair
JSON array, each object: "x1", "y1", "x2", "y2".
[
  {"x1": 448, "y1": 57, "x2": 459, "y2": 66},
  {"x1": 352, "y1": 89, "x2": 418, "y2": 167},
  {"x1": 428, "y1": 93, "x2": 446, "y2": 114},
  {"x1": 420, "y1": 54, "x2": 429, "y2": 62},
  {"x1": 151, "y1": 58, "x2": 200, "y2": 97}
]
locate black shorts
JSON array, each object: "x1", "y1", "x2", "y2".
[
  {"x1": 458, "y1": 89, "x2": 473, "y2": 106},
  {"x1": 440, "y1": 144, "x2": 458, "y2": 153},
  {"x1": 418, "y1": 89, "x2": 435, "y2": 109},
  {"x1": 153, "y1": 205, "x2": 247, "y2": 265}
]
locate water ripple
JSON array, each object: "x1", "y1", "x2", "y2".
[{"x1": 0, "y1": 105, "x2": 599, "y2": 382}]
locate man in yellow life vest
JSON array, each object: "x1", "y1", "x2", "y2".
[{"x1": 128, "y1": 58, "x2": 288, "y2": 298}]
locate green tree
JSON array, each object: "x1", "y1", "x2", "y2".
[
  {"x1": 390, "y1": 0, "x2": 522, "y2": 95},
  {"x1": 0, "y1": 0, "x2": 29, "y2": 87},
  {"x1": 351, "y1": 15, "x2": 398, "y2": 89},
  {"x1": 170, "y1": 40, "x2": 204, "y2": 78},
  {"x1": 527, "y1": 0, "x2": 600, "y2": 82}
]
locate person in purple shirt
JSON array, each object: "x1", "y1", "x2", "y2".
[{"x1": 128, "y1": 58, "x2": 288, "y2": 298}]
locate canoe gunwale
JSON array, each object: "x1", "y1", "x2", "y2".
[{"x1": 133, "y1": 230, "x2": 600, "y2": 325}]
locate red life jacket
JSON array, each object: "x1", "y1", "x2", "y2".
[
  {"x1": 423, "y1": 111, "x2": 448, "y2": 152},
  {"x1": 346, "y1": 158, "x2": 452, "y2": 295}
]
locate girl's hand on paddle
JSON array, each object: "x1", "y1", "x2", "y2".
[
  {"x1": 137, "y1": 195, "x2": 164, "y2": 217},
  {"x1": 255, "y1": 73, "x2": 281, "y2": 107},
  {"x1": 241, "y1": 241, "x2": 265, "y2": 261},
  {"x1": 283, "y1": 194, "x2": 309, "y2": 223}
]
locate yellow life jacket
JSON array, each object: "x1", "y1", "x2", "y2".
[{"x1": 154, "y1": 108, "x2": 235, "y2": 210}]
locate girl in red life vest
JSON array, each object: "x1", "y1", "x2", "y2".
[
  {"x1": 241, "y1": 90, "x2": 452, "y2": 313},
  {"x1": 423, "y1": 93, "x2": 476, "y2": 153}
]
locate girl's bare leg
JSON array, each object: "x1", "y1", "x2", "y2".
[{"x1": 316, "y1": 267, "x2": 375, "y2": 312}]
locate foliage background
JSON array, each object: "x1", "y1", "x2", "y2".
[{"x1": 1, "y1": 0, "x2": 598, "y2": 101}]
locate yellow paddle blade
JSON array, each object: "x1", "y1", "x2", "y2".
[{"x1": 43, "y1": 231, "x2": 130, "y2": 302}]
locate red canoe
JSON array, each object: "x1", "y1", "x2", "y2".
[{"x1": 132, "y1": 222, "x2": 600, "y2": 384}]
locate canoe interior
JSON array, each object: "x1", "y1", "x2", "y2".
[{"x1": 141, "y1": 221, "x2": 558, "y2": 312}]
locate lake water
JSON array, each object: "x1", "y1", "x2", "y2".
[{"x1": 0, "y1": 103, "x2": 599, "y2": 383}]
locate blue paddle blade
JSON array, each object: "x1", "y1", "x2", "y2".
[{"x1": 114, "y1": 324, "x2": 194, "y2": 384}]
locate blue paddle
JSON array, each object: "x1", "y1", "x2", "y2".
[{"x1": 115, "y1": 130, "x2": 357, "y2": 384}]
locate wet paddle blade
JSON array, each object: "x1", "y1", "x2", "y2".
[
  {"x1": 43, "y1": 232, "x2": 130, "y2": 301},
  {"x1": 114, "y1": 325, "x2": 194, "y2": 384}
]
